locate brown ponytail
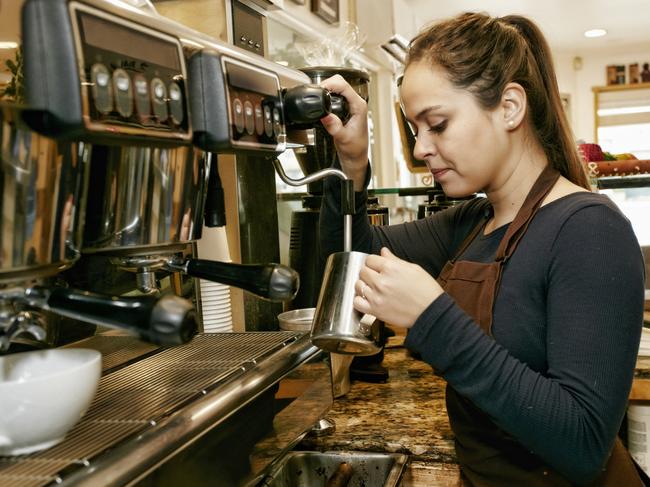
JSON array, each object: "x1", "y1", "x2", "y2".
[{"x1": 406, "y1": 13, "x2": 590, "y2": 189}]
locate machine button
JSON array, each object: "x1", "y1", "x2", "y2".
[
  {"x1": 112, "y1": 69, "x2": 133, "y2": 118},
  {"x1": 233, "y1": 98, "x2": 244, "y2": 133},
  {"x1": 151, "y1": 77, "x2": 169, "y2": 122},
  {"x1": 254, "y1": 103, "x2": 264, "y2": 135},
  {"x1": 91, "y1": 63, "x2": 113, "y2": 115},
  {"x1": 168, "y1": 81, "x2": 184, "y2": 126},
  {"x1": 272, "y1": 107, "x2": 282, "y2": 137},
  {"x1": 263, "y1": 104, "x2": 273, "y2": 137},
  {"x1": 96, "y1": 71, "x2": 109, "y2": 87},
  {"x1": 133, "y1": 74, "x2": 150, "y2": 122},
  {"x1": 244, "y1": 100, "x2": 255, "y2": 135}
]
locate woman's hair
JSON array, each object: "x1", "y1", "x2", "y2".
[{"x1": 406, "y1": 12, "x2": 590, "y2": 189}]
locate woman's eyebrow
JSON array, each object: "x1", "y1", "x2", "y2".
[{"x1": 413, "y1": 105, "x2": 443, "y2": 122}]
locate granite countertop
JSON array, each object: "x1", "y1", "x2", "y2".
[
  {"x1": 298, "y1": 332, "x2": 650, "y2": 475},
  {"x1": 299, "y1": 335, "x2": 456, "y2": 464}
]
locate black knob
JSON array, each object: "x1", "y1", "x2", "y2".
[
  {"x1": 283, "y1": 85, "x2": 332, "y2": 126},
  {"x1": 147, "y1": 294, "x2": 198, "y2": 347}
]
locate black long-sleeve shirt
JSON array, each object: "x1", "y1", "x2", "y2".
[{"x1": 320, "y1": 171, "x2": 645, "y2": 484}]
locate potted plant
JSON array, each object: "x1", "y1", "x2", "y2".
[{"x1": 1, "y1": 47, "x2": 24, "y2": 104}]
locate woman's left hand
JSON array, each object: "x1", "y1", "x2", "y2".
[{"x1": 354, "y1": 247, "x2": 444, "y2": 328}]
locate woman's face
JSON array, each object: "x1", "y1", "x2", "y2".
[{"x1": 400, "y1": 62, "x2": 510, "y2": 197}]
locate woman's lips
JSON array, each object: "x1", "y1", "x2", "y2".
[{"x1": 431, "y1": 168, "x2": 450, "y2": 179}]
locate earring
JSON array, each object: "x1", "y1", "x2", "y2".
[{"x1": 507, "y1": 120, "x2": 515, "y2": 128}]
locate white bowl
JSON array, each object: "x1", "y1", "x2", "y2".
[{"x1": 0, "y1": 348, "x2": 101, "y2": 456}]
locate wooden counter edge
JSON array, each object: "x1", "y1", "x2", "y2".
[
  {"x1": 401, "y1": 460, "x2": 460, "y2": 487},
  {"x1": 630, "y1": 378, "x2": 650, "y2": 402}
]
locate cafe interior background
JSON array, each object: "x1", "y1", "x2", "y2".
[
  {"x1": 1, "y1": 0, "x2": 650, "y2": 484},
  {"x1": 2, "y1": 0, "x2": 649, "y2": 324}
]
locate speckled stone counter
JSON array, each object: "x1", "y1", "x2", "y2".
[
  {"x1": 298, "y1": 333, "x2": 650, "y2": 485},
  {"x1": 299, "y1": 335, "x2": 455, "y2": 463}
]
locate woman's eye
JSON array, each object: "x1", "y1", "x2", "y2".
[{"x1": 429, "y1": 120, "x2": 447, "y2": 134}]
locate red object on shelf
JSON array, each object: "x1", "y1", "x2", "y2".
[{"x1": 578, "y1": 143, "x2": 605, "y2": 162}]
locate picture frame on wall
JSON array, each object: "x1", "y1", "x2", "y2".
[{"x1": 312, "y1": 0, "x2": 339, "y2": 24}]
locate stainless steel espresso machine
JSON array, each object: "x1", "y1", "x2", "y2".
[
  {"x1": 0, "y1": 64, "x2": 196, "y2": 350},
  {"x1": 0, "y1": 1, "x2": 337, "y2": 486}
]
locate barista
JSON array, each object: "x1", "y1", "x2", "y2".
[{"x1": 318, "y1": 12, "x2": 646, "y2": 486}]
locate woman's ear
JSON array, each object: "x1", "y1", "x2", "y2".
[{"x1": 501, "y1": 82, "x2": 527, "y2": 130}]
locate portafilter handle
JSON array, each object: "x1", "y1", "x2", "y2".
[
  {"x1": 169, "y1": 259, "x2": 299, "y2": 302},
  {"x1": 26, "y1": 287, "x2": 197, "y2": 347}
]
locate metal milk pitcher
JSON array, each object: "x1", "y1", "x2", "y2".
[{"x1": 310, "y1": 251, "x2": 381, "y2": 355}]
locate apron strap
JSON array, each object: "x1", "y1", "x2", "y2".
[
  {"x1": 495, "y1": 165, "x2": 561, "y2": 262},
  {"x1": 449, "y1": 165, "x2": 559, "y2": 264}
]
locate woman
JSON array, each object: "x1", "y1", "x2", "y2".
[{"x1": 318, "y1": 12, "x2": 646, "y2": 486}]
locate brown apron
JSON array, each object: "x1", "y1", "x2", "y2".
[{"x1": 437, "y1": 166, "x2": 643, "y2": 486}]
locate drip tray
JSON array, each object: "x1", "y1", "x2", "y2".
[{"x1": 0, "y1": 332, "x2": 302, "y2": 487}]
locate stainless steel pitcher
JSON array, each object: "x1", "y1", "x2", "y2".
[{"x1": 310, "y1": 251, "x2": 381, "y2": 356}]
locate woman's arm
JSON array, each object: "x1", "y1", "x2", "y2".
[{"x1": 405, "y1": 204, "x2": 645, "y2": 483}]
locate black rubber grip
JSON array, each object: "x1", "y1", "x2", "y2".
[
  {"x1": 185, "y1": 259, "x2": 299, "y2": 302},
  {"x1": 46, "y1": 288, "x2": 197, "y2": 346}
]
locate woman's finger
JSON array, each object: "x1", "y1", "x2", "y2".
[
  {"x1": 365, "y1": 254, "x2": 387, "y2": 273},
  {"x1": 358, "y1": 265, "x2": 380, "y2": 289},
  {"x1": 319, "y1": 113, "x2": 343, "y2": 137},
  {"x1": 320, "y1": 75, "x2": 366, "y2": 115},
  {"x1": 355, "y1": 279, "x2": 367, "y2": 299},
  {"x1": 353, "y1": 295, "x2": 372, "y2": 314}
]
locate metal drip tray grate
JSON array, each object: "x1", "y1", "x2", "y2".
[
  {"x1": 0, "y1": 332, "x2": 302, "y2": 487},
  {"x1": 66, "y1": 334, "x2": 160, "y2": 372}
]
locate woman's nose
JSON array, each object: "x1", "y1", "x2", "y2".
[{"x1": 413, "y1": 133, "x2": 436, "y2": 161}]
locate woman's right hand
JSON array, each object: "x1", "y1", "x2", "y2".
[{"x1": 320, "y1": 75, "x2": 369, "y2": 191}]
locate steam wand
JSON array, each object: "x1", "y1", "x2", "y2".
[{"x1": 272, "y1": 158, "x2": 354, "y2": 252}]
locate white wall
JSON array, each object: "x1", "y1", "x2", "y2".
[
  {"x1": 555, "y1": 45, "x2": 650, "y2": 143},
  {"x1": 266, "y1": 0, "x2": 352, "y2": 39}
]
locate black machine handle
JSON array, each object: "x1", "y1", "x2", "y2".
[
  {"x1": 204, "y1": 160, "x2": 226, "y2": 228},
  {"x1": 282, "y1": 85, "x2": 350, "y2": 128},
  {"x1": 42, "y1": 287, "x2": 197, "y2": 346},
  {"x1": 185, "y1": 259, "x2": 299, "y2": 302}
]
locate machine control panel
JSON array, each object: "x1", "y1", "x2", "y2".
[
  {"x1": 188, "y1": 50, "x2": 285, "y2": 153},
  {"x1": 71, "y1": 2, "x2": 190, "y2": 139},
  {"x1": 224, "y1": 58, "x2": 283, "y2": 149}
]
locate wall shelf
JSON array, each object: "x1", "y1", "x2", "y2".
[{"x1": 597, "y1": 175, "x2": 650, "y2": 189}]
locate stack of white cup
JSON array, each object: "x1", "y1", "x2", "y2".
[{"x1": 196, "y1": 226, "x2": 233, "y2": 333}]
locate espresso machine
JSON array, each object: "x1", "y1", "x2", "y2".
[
  {"x1": 67, "y1": 3, "x2": 299, "y2": 307},
  {"x1": 0, "y1": 1, "x2": 337, "y2": 485}
]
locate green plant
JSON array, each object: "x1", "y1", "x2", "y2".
[{"x1": 1, "y1": 47, "x2": 24, "y2": 104}]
